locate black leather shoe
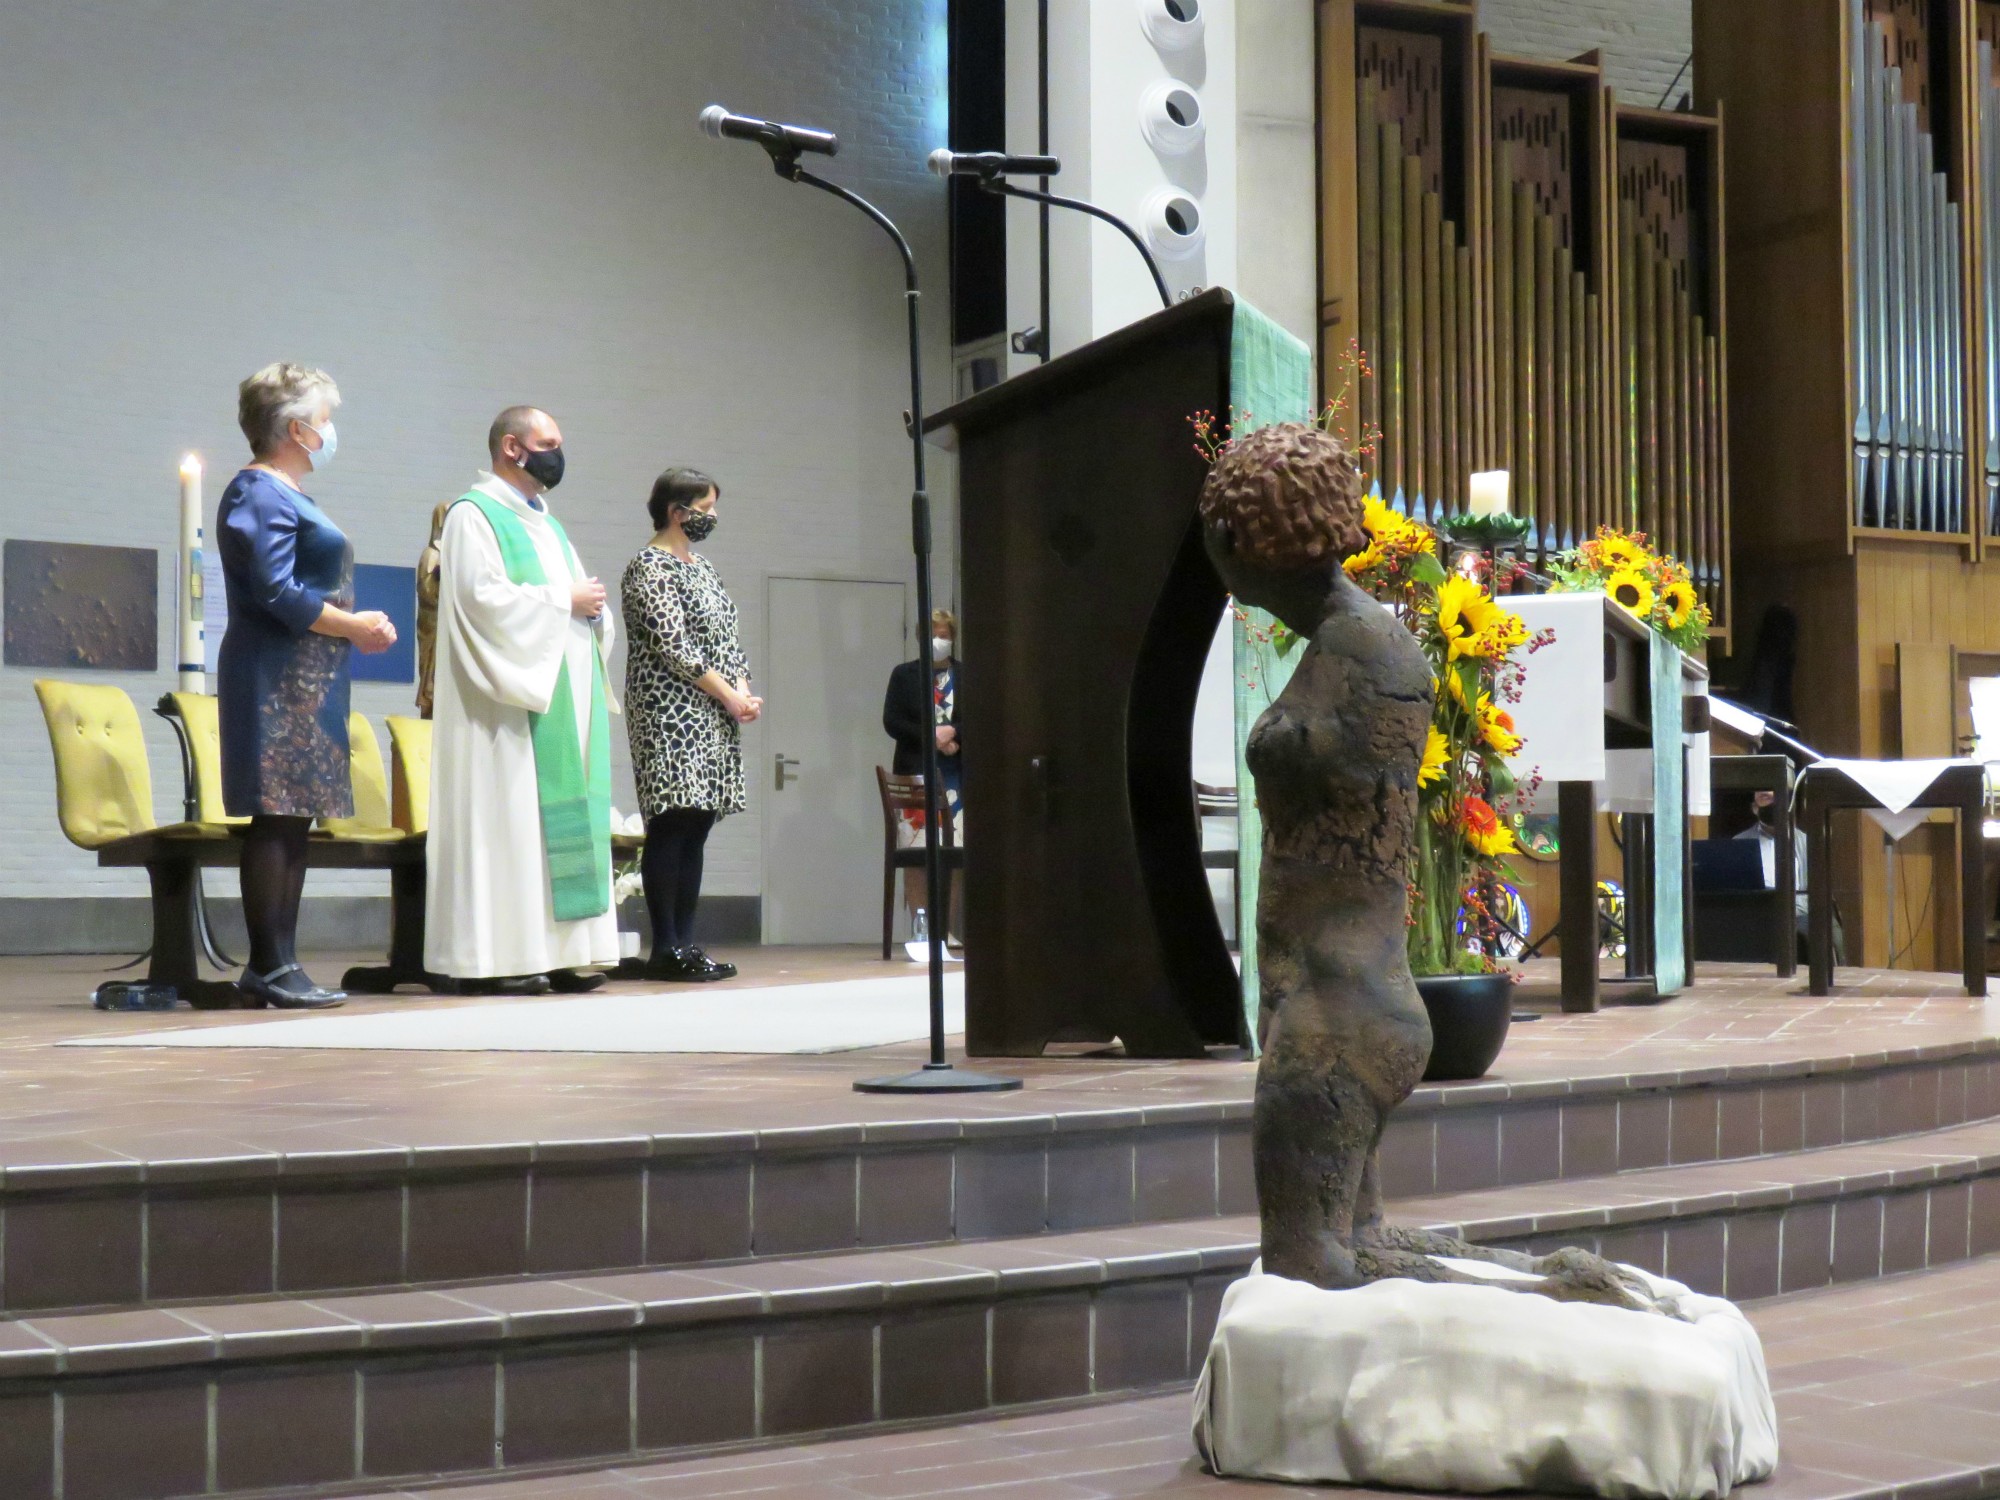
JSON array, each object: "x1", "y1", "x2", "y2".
[
  {"x1": 438, "y1": 974, "x2": 553, "y2": 997},
  {"x1": 682, "y1": 948, "x2": 738, "y2": 980},
  {"x1": 238, "y1": 964, "x2": 345, "y2": 1010},
  {"x1": 547, "y1": 968, "x2": 607, "y2": 994},
  {"x1": 641, "y1": 948, "x2": 728, "y2": 983}
]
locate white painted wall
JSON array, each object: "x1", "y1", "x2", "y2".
[{"x1": 0, "y1": 0, "x2": 952, "y2": 924}]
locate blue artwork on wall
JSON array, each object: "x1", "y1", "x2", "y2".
[{"x1": 349, "y1": 563, "x2": 417, "y2": 684}]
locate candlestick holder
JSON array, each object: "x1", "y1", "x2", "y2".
[{"x1": 1439, "y1": 512, "x2": 1533, "y2": 592}]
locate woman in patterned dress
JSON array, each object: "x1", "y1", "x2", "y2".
[
  {"x1": 620, "y1": 468, "x2": 761, "y2": 981},
  {"x1": 216, "y1": 363, "x2": 397, "y2": 1007}
]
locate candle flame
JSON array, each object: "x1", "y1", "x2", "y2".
[{"x1": 180, "y1": 453, "x2": 202, "y2": 478}]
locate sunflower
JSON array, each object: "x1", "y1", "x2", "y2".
[
  {"x1": 1417, "y1": 725, "x2": 1450, "y2": 788},
  {"x1": 1360, "y1": 491, "x2": 1401, "y2": 543},
  {"x1": 1342, "y1": 539, "x2": 1386, "y2": 579},
  {"x1": 1435, "y1": 576, "x2": 1515, "y2": 660},
  {"x1": 1358, "y1": 492, "x2": 1436, "y2": 554},
  {"x1": 1461, "y1": 795, "x2": 1518, "y2": 857},
  {"x1": 1595, "y1": 531, "x2": 1649, "y2": 571},
  {"x1": 1606, "y1": 567, "x2": 1655, "y2": 620},
  {"x1": 1662, "y1": 577, "x2": 1698, "y2": 631},
  {"x1": 1477, "y1": 698, "x2": 1522, "y2": 756}
]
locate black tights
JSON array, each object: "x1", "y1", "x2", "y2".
[
  {"x1": 240, "y1": 815, "x2": 312, "y2": 976},
  {"x1": 643, "y1": 810, "x2": 717, "y2": 954}
]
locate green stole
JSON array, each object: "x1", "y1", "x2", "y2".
[{"x1": 454, "y1": 492, "x2": 612, "y2": 922}]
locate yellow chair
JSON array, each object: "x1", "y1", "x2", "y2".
[
  {"x1": 35, "y1": 681, "x2": 224, "y2": 850},
  {"x1": 158, "y1": 691, "x2": 250, "y2": 826},
  {"x1": 321, "y1": 713, "x2": 404, "y2": 842},
  {"x1": 384, "y1": 715, "x2": 431, "y2": 836},
  {"x1": 37, "y1": 681, "x2": 237, "y2": 1002}
]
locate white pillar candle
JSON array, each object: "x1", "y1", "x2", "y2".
[
  {"x1": 1468, "y1": 469, "x2": 1510, "y2": 517},
  {"x1": 178, "y1": 453, "x2": 204, "y2": 693}
]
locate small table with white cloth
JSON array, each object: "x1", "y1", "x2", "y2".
[{"x1": 1797, "y1": 759, "x2": 1986, "y2": 996}]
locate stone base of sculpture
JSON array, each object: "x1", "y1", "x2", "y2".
[{"x1": 1193, "y1": 1260, "x2": 1778, "y2": 1499}]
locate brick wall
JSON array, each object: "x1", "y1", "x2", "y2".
[
  {"x1": 0, "y1": 0, "x2": 950, "y2": 923},
  {"x1": 1479, "y1": 0, "x2": 1692, "y2": 107}
]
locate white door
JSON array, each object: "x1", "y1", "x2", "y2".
[{"x1": 763, "y1": 576, "x2": 909, "y2": 943}]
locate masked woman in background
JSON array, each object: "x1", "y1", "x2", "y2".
[
  {"x1": 620, "y1": 467, "x2": 759, "y2": 982},
  {"x1": 216, "y1": 362, "x2": 396, "y2": 1008}
]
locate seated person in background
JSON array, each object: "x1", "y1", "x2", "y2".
[
  {"x1": 883, "y1": 609, "x2": 962, "y2": 938},
  {"x1": 1733, "y1": 789, "x2": 1827, "y2": 960}
]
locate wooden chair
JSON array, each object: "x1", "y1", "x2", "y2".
[
  {"x1": 1195, "y1": 779, "x2": 1240, "y2": 946},
  {"x1": 1195, "y1": 780, "x2": 1239, "y2": 873},
  {"x1": 877, "y1": 766, "x2": 964, "y2": 960}
]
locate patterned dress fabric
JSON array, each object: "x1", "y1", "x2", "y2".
[
  {"x1": 215, "y1": 468, "x2": 353, "y2": 818},
  {"x1": 620, "y1": 545, "x2": 749, "y2": 817}
]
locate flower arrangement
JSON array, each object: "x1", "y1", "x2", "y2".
[
  {"x1": 1345, "y1": 500, "x2": 1546, "y2": 976},
  {"x1": 1194, "y1": 432, "x2": 1544, "y2": 978},
  {"x1": 1192, "y1": 342, "x2": 1545, "y2": 976},
  {"x1": 1546, "y1": 527, "x2": 1710, "y2": 652}
]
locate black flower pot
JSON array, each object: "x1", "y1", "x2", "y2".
[{"x1": 1416, "y1": 972, "x2": 1514, "y2": 1082}]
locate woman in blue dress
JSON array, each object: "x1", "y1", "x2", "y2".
[{"x1": 217, "y1": 363, "x2": 396, "y2": 1008}]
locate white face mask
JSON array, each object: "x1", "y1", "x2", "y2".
[
  {"x1": 301, "y1": 420, "x2": 338, "y2": 471},
  {"x1": 931, "y1": 636, "x2": 954, "y2": 662}
]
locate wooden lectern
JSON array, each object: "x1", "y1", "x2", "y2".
[{"x1": 926, "y1": 290, "x2": 1243, "y2": 1058}]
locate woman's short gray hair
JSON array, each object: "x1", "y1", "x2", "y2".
[{"x1": 237, "y1": 362, "x2": 341, "y2": 456}]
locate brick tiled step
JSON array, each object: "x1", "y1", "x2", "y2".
[
  {"x1": 346, "y1": 1256, "x2": 2000, "y2": 1500},
  {"x1": 10, "y1": 1038, "x2": 2000, "y2": 1318},
  {"x1": 14, "y1": 1124, "x2": 2000, "y2": 1500},
  {"x1": 0, "y1": 1222, "x2": 1251, "y2": 1500},
  {"x1": 1398, "y1": 1112, "x2": 2000, "y2": 1299}
]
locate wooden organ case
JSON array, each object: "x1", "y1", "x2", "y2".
[
  {"x1": 1696, "y1": 0, "x2": 2000, "y2": 973},
  {"x1": 1318, "y1": 0, "x2": 1733, "y2": 634}
]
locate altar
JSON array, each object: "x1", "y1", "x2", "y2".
[{"x1": 1506, "y1": 593, "x2": 1710, "y2": 1012}]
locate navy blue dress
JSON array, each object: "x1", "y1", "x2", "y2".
[{"x1": 216, "y1": 468, "x2": 354, "y2": 819}]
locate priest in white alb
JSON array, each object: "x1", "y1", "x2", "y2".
[{"x1": 425, "y1": 405, "x2": 619, "y2": 994}]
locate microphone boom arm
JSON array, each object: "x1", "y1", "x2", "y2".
[{"x1": 978, "y1": 177, "x2": 1171, "y2": 311}]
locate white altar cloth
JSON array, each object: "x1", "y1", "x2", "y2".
[
  {"x1": 1807, "y1": 757, "x2": 1980, "y2": 841},
  {"x1": 1505, "y1": 593, "x2": 1711, "y2": 817},
  {"x1": 1193, "y1": 1260, "x2": 1777, "y2": 1499}
]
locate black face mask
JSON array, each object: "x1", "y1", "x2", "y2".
[
  {"x1": 518, "y1": 444, "x2": 565, "y2": 491},
  {"x1": 680, "y1": 509, "x2": 718, "y2": 543}
]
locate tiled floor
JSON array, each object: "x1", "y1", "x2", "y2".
[
  {"x1": 0, "y1": 951, "x2": 1993, "y2": 1178},
  {"x1": 342, "y1": 1255, "x2": 2000, "y2": 1499}
]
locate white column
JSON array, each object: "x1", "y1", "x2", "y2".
[{"x1": 1005, "y1": 0, "x2": 1255, "y2": 361}]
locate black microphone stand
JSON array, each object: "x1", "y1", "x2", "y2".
[
  {"x1": 975, "y1": 177, "x2": 1172, "y2": 310},
  {"x1": 746, "y1": 144, "x2": 1020, "y2": 1094}
]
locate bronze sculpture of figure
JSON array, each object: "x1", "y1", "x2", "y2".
[{"x1": 1198, "y1": 422, "x2": 1656, "y2": 1311}]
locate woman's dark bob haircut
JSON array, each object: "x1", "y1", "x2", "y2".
[{"x1": 648, "y1": 467, "x2": 720, "y2": 531}]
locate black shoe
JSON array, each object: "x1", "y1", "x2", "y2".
[
  {"x1": 547, "y1": 968, "x2": 607, "y2": 994},
  {"x1": 438, "y1": 974, "x2": 553, "y2": 997},
  {"x1": 238, "y1": 964, "x2": 345, "y2": 1010},
  {"x1": 641, "y1": 947, "x2": 729, "y2": 983},
  {"x1": 682, "y1": 947, "x2": 738, "y2": 980}
]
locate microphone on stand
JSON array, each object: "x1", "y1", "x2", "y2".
[
  {"x1": 699, "y1": 105, "x2": 838, "y2": 159},
  {"x1": 926, "y1": 149, "x2": 1062, "y2": 179},
  {"x1": 938, "y1": 149, "x2": 1171, "y2": 309}
]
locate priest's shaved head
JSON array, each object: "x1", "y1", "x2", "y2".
[
  {"x1": 488, "y1": 405, "x2": 555, "y2": 459},
  {"x1": 487, "y1": 407, "x2": 565, "y2": 497}
]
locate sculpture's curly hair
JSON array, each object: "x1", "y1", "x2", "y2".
[{"x1": 1197, "y1": 422, "x2": 1367, "y2": 570}]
